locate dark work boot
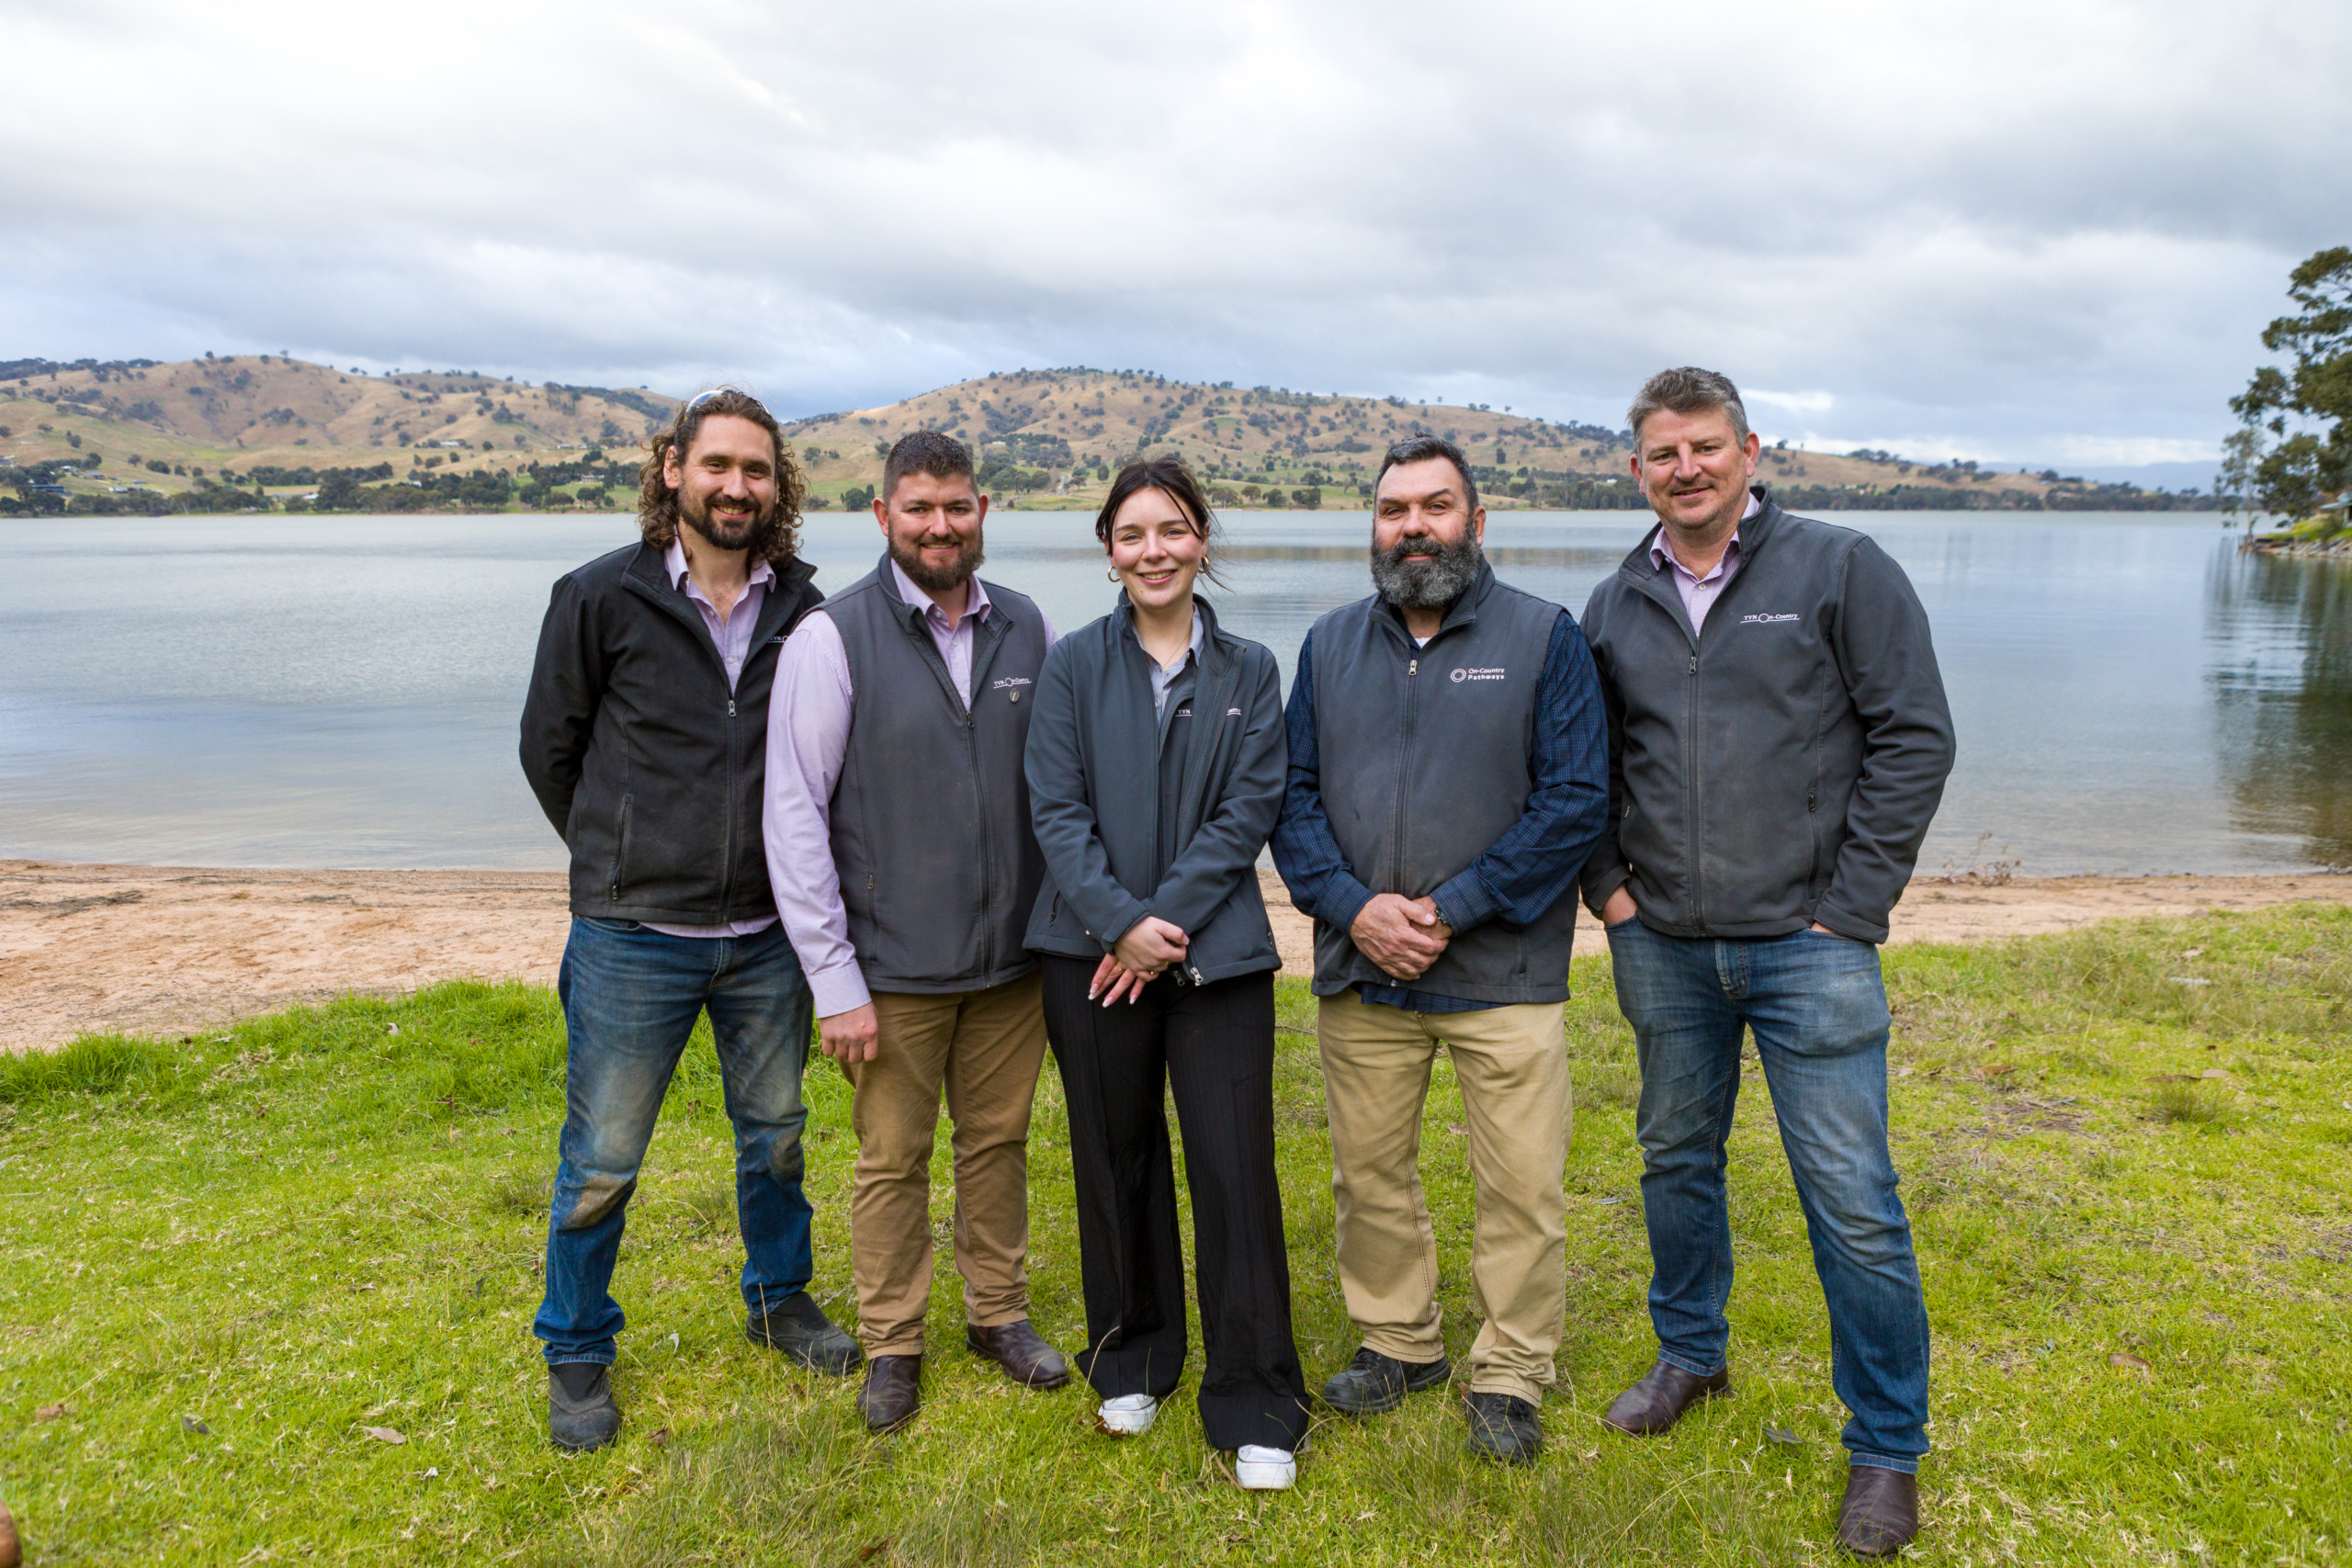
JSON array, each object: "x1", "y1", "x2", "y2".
[
  {"x1": 1318, "y1": 1346, "x2": 1453, "y2": 1415},
  {"x1": 1464, "y1": 1390, "x2": 1544, "y2": 1465},
  {"x1": 1601, "y1": 1358, "x2": 1730, "y2": 1436},
  {"x1": 859, "y1": 1355, "x2": 922, "y2": 1433},
  {"x1": 965, "y1": 1319, "x2": 1070, "y2": 1389},
  {"x1": 548, "y1": 1362, "x2": 620, "y2": 1451},
  {"x1": 1837, "y1": 1465, "x2": 1919, "y2": 1558},
  {"x1": 747, "y1": 1290, "x2": 864, "y2": 1376}
]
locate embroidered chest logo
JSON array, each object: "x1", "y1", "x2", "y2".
[
  {"x1": 1738, "y1": 614, "x2": 1800, "y2": 625},
  {"x1": 1450, "y1": 667, "x2": 1508, "y2": 682},
  {"x1": 990, "y1": 676, "x2": 1034, "y2": 689}
]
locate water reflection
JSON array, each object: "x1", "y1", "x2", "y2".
[{"x1": 2206, "y1": 552, "x2": 2352, "y2": 868}]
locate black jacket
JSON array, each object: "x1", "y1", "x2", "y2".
[
  {"x1": 1024, "y1": 596, "x2": 1286, "y2": 985},
  {"x1": 519, "y1": 540, "x2": 823, "y2": 923},
  {"x1": 1578, "y1": 491, "x2": 1953, "y2": 943}
]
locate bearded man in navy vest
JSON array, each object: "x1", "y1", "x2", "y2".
[
  {"x1": 1581, "y1": 368, "x2": 1954, "y2": 1558},
  {"x1": 1272, "y1": 434, "x2": 1610, "y2": 1466},
  {"x1": 764, "y1": 431, "x2": 1069, "y2": 1433}
]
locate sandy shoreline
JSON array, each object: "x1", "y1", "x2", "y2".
[{"x1": 3, "y1": 858, "x2": 2346, "y2": 1053}]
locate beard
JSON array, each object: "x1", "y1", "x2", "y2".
[
  {"x1": 678, "y1": 486, "x2": 771, "y2": 553},
  {"x1": 889, "y1": 529, "x2": 985, "y2": 592},
  {"x1": 1370, "y1": 527, "x2": 1483, "y2": 611}
]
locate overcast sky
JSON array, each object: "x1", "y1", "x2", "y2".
[{"x1": 4, "y1": 0, "x2": 2346, "y2": 479}]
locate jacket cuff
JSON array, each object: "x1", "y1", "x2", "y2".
[
  {"x1": 1810, "y1": 896, "x2": 1888, "y2": 945},
  {"x1": 1318, "y1": 875, "x2": 1377, "y2": 939},
  {"x1": 1430, "y1": 873, "x2": 1493, "y2": 936},
  {"x1": 1580, "y1": 863, "x2": 1630, "y2": 921},
  {"x1": 808, "y1": 959, "x2": 873, "y2": 1018},
  {"x1": 1087, "y1": 895, "x2": 1154, "y2": 953}
]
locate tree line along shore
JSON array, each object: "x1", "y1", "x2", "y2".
[{"x1": 4, "y1": 354, "x2": 2221, "y2": 518}]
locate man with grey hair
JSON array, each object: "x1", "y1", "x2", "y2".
[
  {"x1": 1580, "y1": 367, "x2": 1953, "y2": 1556},
  {"x1": 1272, "y1": 434, "x2": 1610, "y2": 1465}
]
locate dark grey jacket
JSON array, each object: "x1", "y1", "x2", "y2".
[
  {"x1": 825, "y1": 557, "x2": 1047, "y2": 994},
  {"x1": 520, "y1": 541, "x2": 823, "y2": 923},
  {"x1": 1023, "y1": 596, "x2": 1285, "y2": 985},
  {"x1": 1578, "y1": 491, "x2": 1954, "y2": 943}
]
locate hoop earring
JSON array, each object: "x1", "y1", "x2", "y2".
[{"x1": 1108, "y1": 569, "x2": 1119, "y2": 581}]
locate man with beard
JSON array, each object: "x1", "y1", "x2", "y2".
[
  {"x1": 764, "y1": 430, "x2": 1068, "y2": 1433},
  {"x1": 1272, "y1": 434, "x2": 1609, "y2": 1465},
  {"x1": 519, "y1": 389, "x2": 860, "y2": 1453}
]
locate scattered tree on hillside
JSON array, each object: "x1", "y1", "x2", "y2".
[{"x1": 2225, "y1": 245, "x2": 2351, "y2": 521}]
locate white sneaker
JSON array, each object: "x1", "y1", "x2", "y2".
[
  {"x1": 1097, "y1": 1393, "x2": 1158, "y2": 1436},
  {"x1": 1235, "y1": 1444, "x2": 1296, "y2": 1489}
]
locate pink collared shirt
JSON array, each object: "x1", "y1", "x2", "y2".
[
  {"x1": 1647, "y1": 491, "x2": 1761, "y2": 636},
  {"x1": 645, "y1": 538, "x2": 779, "y2": 941},
  {"x1": 763, "y1": 562, "x2": 1054, "y2": 1016}
]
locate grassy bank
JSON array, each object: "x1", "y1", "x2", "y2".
[{"x1": 2, "y1": 908, "x2": 2346, "y2": 1565}]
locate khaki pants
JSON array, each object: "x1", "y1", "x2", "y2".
[
  {"x1": 1317, "y1": 987, "x2": 1571, "y2": 1404},
  {"x1": 842, "y1": 972, "x2": 1049, "y2": 1357}
]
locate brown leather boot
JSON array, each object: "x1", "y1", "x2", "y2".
[
  {"x1": 1600, "y1": 1359, "x2": 1730, "y2": 1435},
  {"x1": 859, "y1": 1355, "x2": 923, "y2": 1432},
  {"x1": 965, "y1": 1319, "x2": 1071, "y2": 1389},
  {"x1": 1837, "y1": 1465, "x2": 1919, "y2": 1558}
]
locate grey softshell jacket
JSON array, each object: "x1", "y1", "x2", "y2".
[
  {"x1": 1577, "y1": 490, "x2": 1955, "y2": 943},
  {"x1": 1023, "y1": 595, "x2": 1287, "y2": 985}
]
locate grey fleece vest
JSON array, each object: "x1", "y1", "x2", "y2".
[
  {"x1": 826, "y1": 558, "x2": 1047, "y2": 994},
  {"x1": 1311, "y1": 564, "x2": 1571, "y2": 1004}
]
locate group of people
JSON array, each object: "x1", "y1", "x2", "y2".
[{"x1": 516, "y1": 366, "x2": 1955, "y2": 1558}]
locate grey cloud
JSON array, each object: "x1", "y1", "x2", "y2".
[{"x1": 2, "y1": 0, "x2": 2344, "y2": 462}]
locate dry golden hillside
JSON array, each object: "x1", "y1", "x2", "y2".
[
  {"x1": 0, "y1": 355, "x2": 675, "y2": 502},
  {"x1": 6, "y1": 355, "x2": 2182, "y2": 513}
]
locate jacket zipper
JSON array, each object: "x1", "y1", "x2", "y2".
[
  {"x1": 1686, "y1": 649, "x2": 1702, "y2": 927},
  {"x1": 718, "y1": 692, "x2": 739, "y2": 919},
  {"x1": 967, "y1": 692, "x2": 992, "y2": 976},
  {"x1": 1391, "y1": 652, "x2": 1419, "y2": 896}
]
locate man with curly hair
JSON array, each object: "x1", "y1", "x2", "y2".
[{"x1": 519, "y1": 388, "x2": 858, "y2": 1451}]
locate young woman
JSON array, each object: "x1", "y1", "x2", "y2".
[{"x1": 1023, "y1": 456, "x2": 1309, "y2": 1488}]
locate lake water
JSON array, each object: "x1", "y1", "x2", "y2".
[{"x1": 1, "y1": 511, "x2": 2345, "y2": 875}]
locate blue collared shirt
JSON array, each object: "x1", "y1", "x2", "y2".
[{"x1": 1272, "y1": 608, "x2": 1607, "y2": 1012}]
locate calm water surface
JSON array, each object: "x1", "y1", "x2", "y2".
[{"x1": 1, "y1": 511, "x2": 2344, "y2": 874}]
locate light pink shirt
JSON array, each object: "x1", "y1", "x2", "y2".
[
  {"x1": 645, "y1": 538, "x2": 779, "y2": 941},
  {"x1": 763, "y1": 561, "x2": 1052, "y2": 1016},
  {"x1": 1648, "y1": 491, "x2": 1761, "y2": 636}
]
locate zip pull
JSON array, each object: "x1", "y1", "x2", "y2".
[
  {"x1": 728, "y1": 698, "x2": 737, "y2": 716},
  {"x1": 1408, "y1": 658, "x2": 1419, "y2": 677},
  {"x1": 1688, "y1": 654, "x2": 1698, "y2": 675}
]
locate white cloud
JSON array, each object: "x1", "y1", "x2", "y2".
[{"x1": 2, "y1": 0, "x2": 2345, "y2": 457}]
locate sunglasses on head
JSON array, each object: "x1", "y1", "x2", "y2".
[{"x1": 684, "y1": 389, "x2": 769, "y2": 417}]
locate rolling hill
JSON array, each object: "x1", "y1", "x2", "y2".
[{"x1": 2, "y1": 355, "x2": 2209, "y2": 514}]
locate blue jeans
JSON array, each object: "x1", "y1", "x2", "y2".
[
  {"x1": 1607, "y1": 919, "x2": 1929, "y2": 1472},
  {"x1": 533, "y1": 917, "x2": 817, "y2": 1367}
]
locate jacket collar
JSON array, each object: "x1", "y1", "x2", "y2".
[
  {"x1": 1112, "y1": 591, "x2": 1227, "y2": 672},
  {"x1": 623, "y1": 540, "x2": 818, "y2": 660},
  {"x1": 1613, "y1": 486, "x2": 1781, "y2": 650}
]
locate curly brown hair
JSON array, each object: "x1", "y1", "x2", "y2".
[{"x1": 637, "y1": 387, "x2": 806, "y2": 563}]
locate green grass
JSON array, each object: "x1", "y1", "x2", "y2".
[{"x1": 2, "y1": 907, "x2": 2347, "y2": 1565}]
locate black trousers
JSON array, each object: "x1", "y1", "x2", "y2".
[{"x1": 1040, "y1": 956, "x2": 1310, "y2": 1450}]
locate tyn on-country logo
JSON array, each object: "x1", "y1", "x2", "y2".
[
  {"x1": 1450, "y1": 666, "x2": 1508, "y2": 682},
  {"x1": 1738, "y1": 613, "x2": 1801, "y2": 625}
]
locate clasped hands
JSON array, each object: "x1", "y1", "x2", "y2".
[
  {"x1": 1351, "y1": 892, "x2": 1452, "y2": 982},
  {"x1": 1089, "y1": 915, "x2": 1189, "y2": 1006}
]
